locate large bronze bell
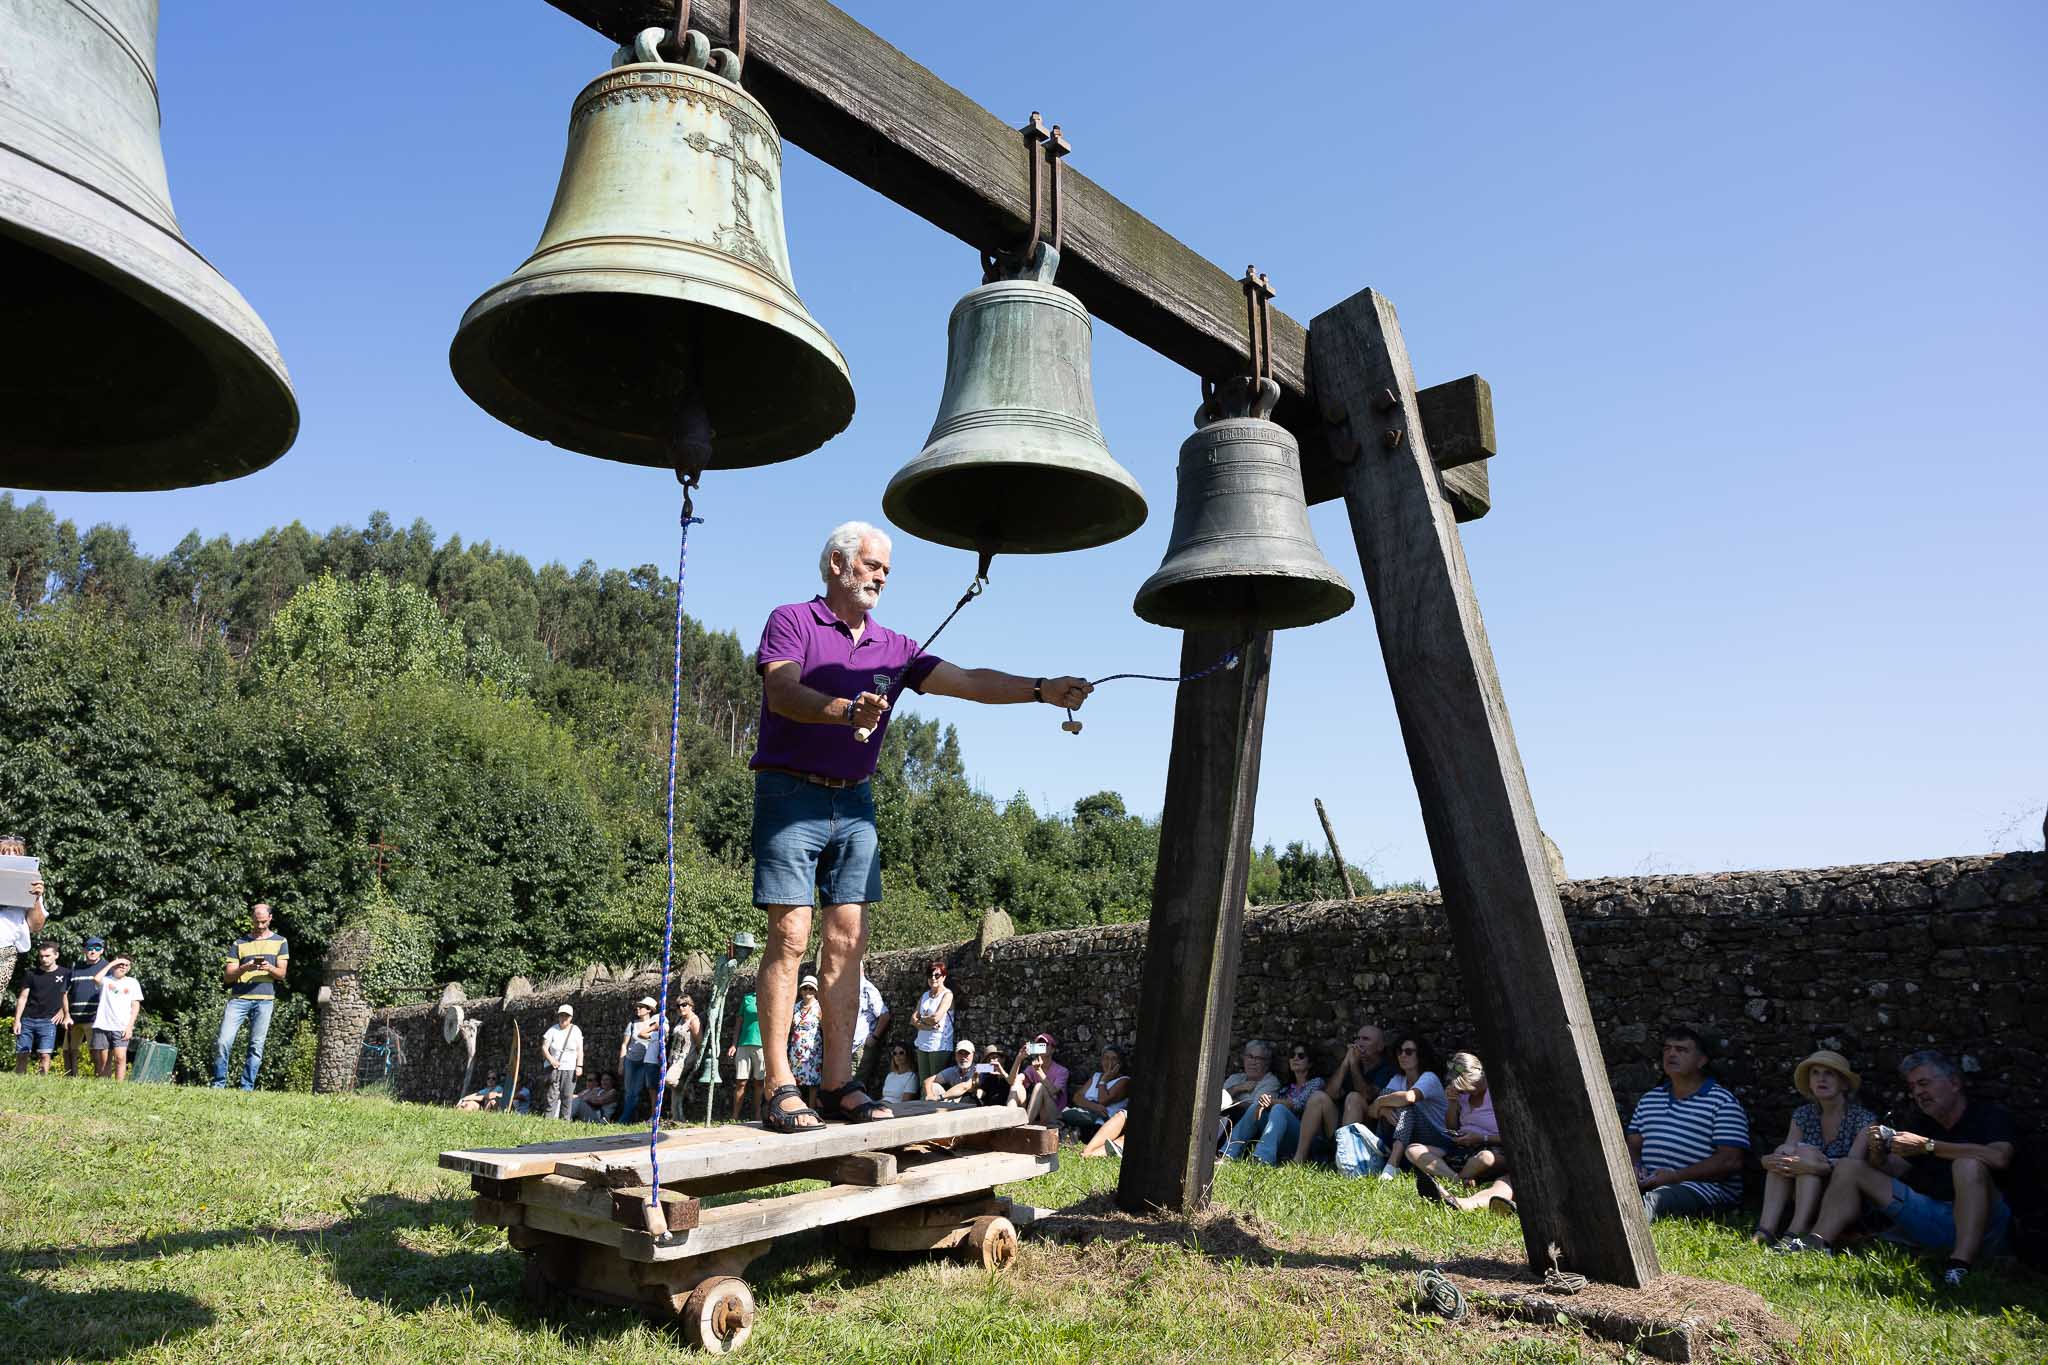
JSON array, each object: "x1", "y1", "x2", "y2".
[
  {"x1": 449, "y1": 28, "x2": 852, "y2": 469},
  {"x1": 1133, "y1": 377, "x2": 1354, "y2": 631},
  {"x1": 883, "y1": 244, "x2": 1146, "y2": 555},
  {"x1": 1, "y1": 0, "x2": 298, "y2": 491}
]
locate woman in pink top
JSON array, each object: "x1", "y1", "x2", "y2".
[
  {"x1": 1009, "y1": 1032, "x2": 1069, "y2": 1124},
  {"x1": 1411, "y1": 1052, "x2": 1517, "y2": 1213}
]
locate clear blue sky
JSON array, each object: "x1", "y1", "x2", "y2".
[{"x1": 24, "y1": 1, "x2": 2045, "y2": 884}]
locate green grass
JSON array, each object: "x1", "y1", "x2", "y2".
[{"x1": 2, "y1": 1076, "x2": 2043, "y2": 1362}]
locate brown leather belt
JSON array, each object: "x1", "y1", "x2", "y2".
[{"x1": 756, "y1": 765, "x2": 867, "y2": 790}]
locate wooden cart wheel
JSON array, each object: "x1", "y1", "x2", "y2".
[
  {"x1": 963, "y1": 1215, "x2": 1019, "y2": 1271},
  {"x1": 682, "y1": 1275, "x2": 756, "y2": 1354}
]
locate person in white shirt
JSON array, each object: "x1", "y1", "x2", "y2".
[
  {"x1": 850, "y1": 971, "x2": 890, "y2": 1088},
  {"x1": 89, "y1": 956, "x2": 144, "y2": 1081},
  {"x1": 541, "y1": 1005, "x2": 586, "y2": 1120},
  {"x1": 0, "y1": 834, "x2": 48, "y2": 1002},
  {"x1": 879, "y1": 1042, "x2": 920, "y2": 1104}
]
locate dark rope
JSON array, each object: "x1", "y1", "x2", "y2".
[
  {"x1": 1060, "y1": 645, "x2": 1244, "y2": 732},
  {"x1": 854, "y1": 550, "x2": 991, "y2": 743},
  {"x1": 1415, "y1": 1266, "x2": 1468, "y2": 1320}
]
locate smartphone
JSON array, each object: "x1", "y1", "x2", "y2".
[{"x1": 1028, "y1": 1042, "x2": 1047, "y2": 1057}]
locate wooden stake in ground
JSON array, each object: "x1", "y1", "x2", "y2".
[
  {"x1": 1115, "y1": 630, "x2": 1273, "y2": 1215},
  {"x1": 1313, "y1": 797, "x2": 1358, "y2": 899},
  {"x1": 1309, "y1": 287, "x2": 1658, "y2": 1287}
]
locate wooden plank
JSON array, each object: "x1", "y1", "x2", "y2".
[
  {"x1": 1308, "y1": 287, "x2": 1658, "y2": 1288},
  {"x1": 802, "y1": 1151, "x2": 898, "y2": 1185},
  {"x1": 1114, "y1": 630, "x2": 1273, "y2": 1215},
  {"x1": 631, "y1": 1151, "x2": 1053, "y2": 1261},
  {"x1": 957, "y1": 1124, "x2": 1058, "y2": 1157},
  {"x1": 555, "y1": 1103, "x2": 1023, "y2": 1188},
  {"x1": 1414, "y1": 375, "x2": 1495, "y2": 469},
  {"x1": 473, "y1": 1195, "x2": 525, "y2": 1227},
  {"x1": 521, "y1": 1200, "x2": 635, "y2": 1249},
  {"x1": 441, "y1": 1129, "x2": 675, "y2": 1181},
  {"x1": 470, "y1": 1175, "x2": 527, "y2": 1201},
  {"x1": 536, "y1": 0, "x2": 1494, "y2": 518},
  {"x1": 1441, "y1": 460, "x2": 1490, "y2": 522}
]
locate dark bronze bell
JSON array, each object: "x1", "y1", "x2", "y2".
[
  {"x1": 449, "y1": 28, "x2": 852, "y2": 469},
  {"x1": 1133, "y1": 377, "x2": 1354, "y2": 631},
  {"x1": 1, "y1": 0, "x2": 298, "y2": 491},
  {"x1": 883, "y1": 244, "x2": 1146, "y2": 555}
]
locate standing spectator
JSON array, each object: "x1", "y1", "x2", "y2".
[
  {"x1": 850, "y1": 969, "x2": 890, "y2": 1088},
  {"x1": 664, "y1": 997, "x2": 704, "y2": 1121},
  {"x1": 12, "y1": 941, "x2": 69, "y2": 1075},
  {"x1": 213, "y1": 903, "x2": 288, "y2": 1090},
  {"x1": 0, "y1": 834, "x2": 49, "y2": 1002},
  {"x1": 1753, "y1": 1050, "x2": 1876, "y2": 1247},
  {"x1": 1009, "y1": 1033, "x2": 1070, "y2": 1125},
  {"x1": 1625, "y1": 1025, "x2": 1750, "y2": 1219},
  {"x1": 725, "y1": 989, "x2": 764, "y2": 1123},
  {"x1": 88, "y1": 955, "x2": 144, "y2": 1081},
  {"x1": 911, "y1": 961, "x2": 955, "y2": 1086},
  {"x1": 1785, "y1": 1050, "x2": 2021, "y2": 1286},
  {"x1": 880, "y1": 1043, "x2": 920, "y2": 1104},
  {"x1": 541, "y1": 1005, "x2": 585, "y2": 1120},
  {"x1": 64, "y1": 937, "x2": 107, "y2": 1078},
  {"x1": 1224, "y1": 1042, "x2": 1326, "y2": 1166},
  {"x1": 789, "y1": 974, "x2": 824, "y2": 1103},
  {"x1": 1294, "y1": 1022, "x2": 1397, "y2": 1162},
  {"x1": 618, "y1": 996, "x2": 660, "y2": 1124}
]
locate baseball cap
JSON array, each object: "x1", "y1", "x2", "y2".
[
  {"x1": 954, "y1": 1039, "x2": 974, "y2": 1057},
  {"x1": 85, "y1": 937, "x2": 105, "y2": 949},
  {"x1": 799, "y1": 974, "x2": 819, "y2": 990},
  {"x1": 556, "y1": 1005, "x2": 574, "y2": 1017},
  {"x1": 637, "y1": 996, "x2": 658, "y2": 1010}
]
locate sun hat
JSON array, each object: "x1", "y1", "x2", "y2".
[
  {"x1": 983, "y1": 1042, "x2": 1003, "y2": 1055},
  {"x1": 1794, "y1": 1050, "x2": 1860, "y2": 1098},
  {"x1": 799, "y1": 974, "x2": 819, "y2": 990}
]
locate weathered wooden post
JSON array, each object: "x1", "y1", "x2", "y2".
[
  {"x1": 1309, "y1": 287, "x2": 1659, "y2": 1286},
  {"x1": 1115, "y1": 629, "x2": 1273, "y2": 1214}
]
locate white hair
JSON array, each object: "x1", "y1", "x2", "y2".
[{"x1": 820, "y1": 521, "x2": 890, "y2": 583}]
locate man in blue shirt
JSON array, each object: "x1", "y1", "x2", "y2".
[
  {"x1": 1625, "y1": 1025, "x2": 1751, "y2": 1219},
  {"x1": 64, "y1": 936, "x2": 106, "y2": 1077}
]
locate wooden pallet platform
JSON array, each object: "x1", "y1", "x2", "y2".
[{"x1": 446, "y1": 1102, "x2": 1055, "y2": 1353}]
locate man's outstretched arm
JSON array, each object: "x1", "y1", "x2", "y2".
[{"x1": 920, "y1": 663, "x2": 1091, "y2": 708}]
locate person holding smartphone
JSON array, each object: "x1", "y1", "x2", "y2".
[
  {"x1": 1009, "y1": 1033, "x2": 1069, "y2": 1124},
  {"x1": 214, "y1": 903, "x2": 288, "y2": 1090}
]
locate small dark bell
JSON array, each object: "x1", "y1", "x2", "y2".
[{"x1": 1133, "y1": 378, "x2": 1354, "y2": 631}]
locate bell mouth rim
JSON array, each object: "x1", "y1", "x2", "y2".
[
  {"x1": 1131, "y1": 566, "x2": 1356, "y2": 632},
  {"x1": 0, "y1": 155, "x2": 298, "y2": 491}
]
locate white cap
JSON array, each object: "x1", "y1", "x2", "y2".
[
  {"x1": 954, "y1": 1039, "x2": 974, "y2": 1057},
  {"x1": 637, "y1": 996, "x2": 658, "y2": 1010},
  {"x1": 799, "y1": 974, "x2": 819, "y2": 991},
  {"x1": 556, "y1": 1005, "x2": 574, "y2": 1018}
]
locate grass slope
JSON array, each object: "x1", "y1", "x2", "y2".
[{"x1": 2, "y1": 1077, "x2": 2043, "y2": 1362}]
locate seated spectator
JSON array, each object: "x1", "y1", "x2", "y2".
[
  {"x1": 1061, "y1": 1043, "x2": 1131, "y2": 1144},
  {"x1": 1625, "y1": 1025, "x2": 1749, "y2": 1219},
  {"x1": 1753, "y1": 1049, "x2": 1877, "y2": 1247},
  {"x1": 1410, "y1": 1052, "x2": 1515, "y2": 1211},
  {"x1": 1009, "y1": 1033, "x2": 1070, "y2": 1125},
  {"x1": 1224, "y1": 1042, "x2": 1325, "y2": 1166},
  {"x1": 1783, "y1": 1050, "x2": 2020, "y2": 1287},
  {"x1": 457, "y1": 1068, "x2": 506, "y2": 1112},
  {"x1": 1368, "y1": 1032, "x2": 1449, "y2": 1181},
  {"x1": 880, "y1": 1044, "x2": 921, "y2": 1104},
  {"x1": 1294, "y1": 1022, "x2": 1397, "y2": 1162},
  {"x1": 1082, "y1": 1106, "x2": 1128, "y2": 1158},
  {"x1": 974, "y1": 1042, "x2": 1012, "y2": 1106},
  {"x1": 571, "y1": 1070, "x2": 621, "y2": 1123},
  {"x1": 923, "y1": 1040, "x2": 980, "y2": 1101},
  {"x1": 511, "y1": 1084, "x2": 533, "y2": 1114},
  {"x1": 1217, "y1": 1040, "x2": 1281, "y2": 1144}
]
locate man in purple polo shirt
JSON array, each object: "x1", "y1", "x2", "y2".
[{"x1": 747, "y1": 520, "x2": 1092, "y2": 1132}]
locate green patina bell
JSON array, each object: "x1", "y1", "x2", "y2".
[
  {"x1": 883, "y1": 244, "x2": 1146, "y2": 555},
  {"x1": 450, "y1": 28, "x2": 853, "y2": 469},
  {"x1": 1133, "y1": 377, "x2": 1354, "y2": 631},
  {"x1": 0, "y1": 0, "x2": 298, "y2": 491}
]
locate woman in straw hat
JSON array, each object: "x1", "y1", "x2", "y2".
[{"x1": 1754, "y1": 1049, "x2": 1878, "y2": 1247}]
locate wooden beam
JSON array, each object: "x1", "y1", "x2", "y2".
[
  {"x1": 537, "y1": 0, "x2": 1494, "y2": 519},
  {"x1": 1308, "y1": 287, "x2": 1658, "y2": 1288},
  {"x1": 1115, "y1": 629, "x2": 1273, "y2": 1214}
]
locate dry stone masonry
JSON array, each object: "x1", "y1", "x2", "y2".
[{"x1": 366, "y1": 852, "x2": 2046, "y2": 1145}]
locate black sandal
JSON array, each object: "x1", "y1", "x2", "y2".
[
  {"x1": 818, "y1": 1080, "x2": 893, "y2": 1124},
  {"x1": 762, "y1": 1083, "x2": 824, "y2": 1133}
]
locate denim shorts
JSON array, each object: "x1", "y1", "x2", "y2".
[
  {"x1": 1884, "y1": 1178, "x2": 2011, "y2": 1255},
  {"x1": 14, "y1": 1016, "x2": 57, "y2": 1053},
  {"x1": 751, "y1": 771, "x2": 883, "y2": 907}
]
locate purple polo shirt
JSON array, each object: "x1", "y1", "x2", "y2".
[{"x1": 749, "y1": 597, "x2": 943, "y2": 782}]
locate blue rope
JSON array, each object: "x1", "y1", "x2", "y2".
[{"x1": 648, "y1": 486, "x2": 704, "y2": 1204}]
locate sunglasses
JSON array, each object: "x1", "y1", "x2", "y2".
[
  {"x1": 1399, "y1": 1045, "x2": 1419, "y2": 1055},
  {"x1": 1291, "y1": 1051, "x2": 1309, "y2": 1059}
]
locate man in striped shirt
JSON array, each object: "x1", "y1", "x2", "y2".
[
  {"x1": 212, "y1": 903, "x2": 289, "y2": 1090},
  {"x1": 1625, "y1": 1025, "x2": 1750, "y2": 1219}
]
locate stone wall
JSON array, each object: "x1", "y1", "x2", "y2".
[{"x1": 368, "y1": 852, "x2": 2048, "y2": 1144}]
